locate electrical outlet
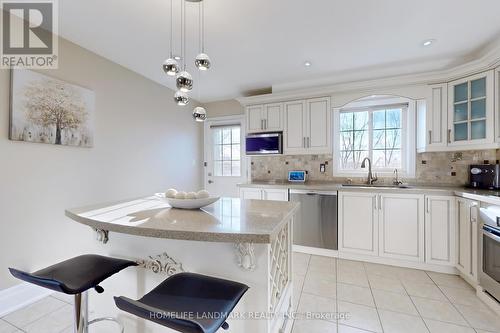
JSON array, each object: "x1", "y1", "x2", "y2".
[{"x1": 320, "y1": 164, "x2": 326, "y2": 173}]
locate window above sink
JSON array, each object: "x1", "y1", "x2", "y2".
[{"x1": 333, "y1": 95, "x2": 416, "y2": 178}]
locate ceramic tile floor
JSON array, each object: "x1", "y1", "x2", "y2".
[
  {"x1": 1, "y1": 253, "x2": 499, "y2": 333},
  {"x1": 292, "y1": 253, "x2": 500, "y2": 333}
]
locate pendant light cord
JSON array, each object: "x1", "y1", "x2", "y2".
[
  {"x1": 182, "y1": 0, "x2": 186, "y2": 70},
  {"x1": 169, "y1": 0, "x2": 173, "y2": 58},
  {"x1": 202, "y1": 1, "x2": 205, "y2": 53}
]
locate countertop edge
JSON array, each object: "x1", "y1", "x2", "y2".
[{"x1": 65, "y1": 208, "x2": 275, "y2": 244}]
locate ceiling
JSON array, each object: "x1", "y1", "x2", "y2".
[{"x1": 59, "y1": 0, "x2": 500, "y2": 102}]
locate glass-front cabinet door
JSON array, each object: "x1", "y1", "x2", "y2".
[{"x1": 448, "y1": 71, "x2": 494, "y2": 145}]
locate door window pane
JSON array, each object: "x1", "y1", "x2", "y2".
[
  {"x1": 471, "y1": 120, "x2": 486, "y2": 140},
  {"x1": 212, "y1": 125, "x2": 241, "y2": 177},
  {"x1": 454, "y1": 83, "x2": 468, "y2": 103},
  {"x1": 454, "y1": 103, "x2": 468, "y2": 122},
  {"x1": 454, "y1": 123, "x2": 468, "y2": 141},
  {"x1": 471, "y1": 99, "x2": 486, "y2": 119},
  {"x1": 471, "y1": 78, "x2": 486, "y2": 99}
]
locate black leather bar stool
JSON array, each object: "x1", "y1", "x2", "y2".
[
  {"x1": 9, "y1": 254, "x2": 138, "y2": 333},
  {"x1": 114, "y1": 272, "x2": 249, "y2": 333}
]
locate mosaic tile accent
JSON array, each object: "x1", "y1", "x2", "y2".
[{"x1": 250, "y1": 150, "x2": 500, "y2": 186}]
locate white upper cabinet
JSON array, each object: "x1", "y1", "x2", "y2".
[
  {"x1": 378, "y1": 193, "x2": 425, "y2": 262},
  {"x1": 246, "y1": 103, "x2": 283, "y2": 133},
  {"x1": 263, "y1": 103, "x2": 283, "y2": 132},
  {"x1": 425, "y1": 196, "x2": 456, "y2": 266},
  {"x1": 284, "y1": 97, "x2": 331, "y2": 155},
  {"x1": 283, "y1": 101, "x2": 307, "y2": 154},
  {"x1": 426, "y1": 84, "x2": 448, "y2": 150},
  {"x1": 305, "y1": 97, "x2": 331, "y2": 153},
  {"x1": 447, "y1": 71, "x2": 494, "y2": 147},
  {"x1": 247, "y1": 105, "x2": 265, "y2": 133}
]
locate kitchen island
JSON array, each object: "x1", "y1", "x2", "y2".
[{"x1": 66, "y1": 196, "x2": 298, "y2": 333}]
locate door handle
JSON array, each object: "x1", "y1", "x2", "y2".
[
  {"x1": 447, "y1": 129, "x2": 451, "y2": 143},
  {"x1": 307, "y1": 137, "x2": 310, "y2": 148},
  {"x1": 470, "y1": 203, "x2": 477, "y2": 223},
  {"x1": 426, "y1": 198, "x2": 430, "y2": 214},
  {"x1": 303, "y1": 137, "x2": 306, "y2": 148},
  {"x1": 428, "y1": 130, "x2": 432, "y2": 144},
  {"x1": 264, "y1": 119, "x2": 267, "y2": 129},
  {"x1": 208, "y1": 180, "x2": 214, "y2": 184},
  {"x1": 261, "y1": 119, "x2": 264, "y2": 130}
]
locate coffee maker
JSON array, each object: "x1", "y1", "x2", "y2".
[{"x1": 469, "y1": 164, "x2": 500, "y2": 190}]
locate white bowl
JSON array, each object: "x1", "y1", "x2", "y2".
[{"x1": 155, "y1": 193, "x2": 220, "y2": 210}]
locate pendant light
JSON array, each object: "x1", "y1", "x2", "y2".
[
  {"x1": 195, "y1": 1, "x2": 211, "y2": 71},
  {"x1": 193, "y1": 106, "x2": 207, "y2": 122},
  {"x1": 174, "y1": 90, "x2": 189, "y2": 106},
  {"x1": 176, "y1": 0, "x2": 193, "y2": 92},
  {"x1": 162, "y1": 0, "x2": 179, "y2": 76}
]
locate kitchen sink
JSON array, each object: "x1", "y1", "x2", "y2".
[{"x1": 341, "y1": 184, "x2": 412, "y2": 189}]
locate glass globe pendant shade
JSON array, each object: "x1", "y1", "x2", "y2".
[
  {"x1": 176, "y1": 71, "x2": 193, "y2": 92},
  {"x1": 162, "y1": 58, "x2": 179, "y2": 76},
  {"x1": 174, "y1": 91, "x2": 189, "y2": 106},
  {"x1": 192, "y1": 106, "x2": 207, "y2": 122},
  {"x1": 195, "y1": 53, "x2": 211, "y2": 71}
]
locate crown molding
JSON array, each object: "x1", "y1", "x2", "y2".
[{"x1": 237, "y1": 40, "x2": 500, "y2": 106}]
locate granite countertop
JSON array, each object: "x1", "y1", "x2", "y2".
[
  {"x1": 238, "y1": 181, "x2": 500, "y2": 204},
  {"x1": 66, "y1": 196, "x2": 299, "y2": 244}
]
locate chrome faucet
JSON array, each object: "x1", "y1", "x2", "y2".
[
  {"x1": 361, "y1": 157, "x2": 378, "y2": 185},
  {"x1": 393, "y1": 169, "x2": 403, "y2": 185}
]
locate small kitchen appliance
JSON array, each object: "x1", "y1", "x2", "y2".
[
  {"x1": 288, "y1": 170, "x2": 307, "y2": 182},
  {"x1": 469, "y1": 164, "x2": 500, "y2": 190}
]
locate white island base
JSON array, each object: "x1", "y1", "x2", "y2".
[{"x1": 66, "y1": 197, "x2": 297, "y2": 333}]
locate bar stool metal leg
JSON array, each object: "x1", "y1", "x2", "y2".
[{"x1": 74, "y1": 292, "x2": 88, "y2": 333}]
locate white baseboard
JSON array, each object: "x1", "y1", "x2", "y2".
[
  {"x1": 476, "y1": 286, "x2": 500, "y2": 316},
  {"x1": 292, "y1": 246, "x2": 458, "y2": 274},
  {"x1": 293, "y1": 245, "x2": 338, "y2": 258},
  {"x1": 0, "y1": 283, "x2": 54, "y2": 317}
]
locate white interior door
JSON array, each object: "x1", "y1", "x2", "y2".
[{"x1": 204, "y1": 116, "x2": 246, "y2": 197}]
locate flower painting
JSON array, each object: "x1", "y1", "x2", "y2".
[{"x1": 9, "y1": 70, "x2": 95, "y2": 147}]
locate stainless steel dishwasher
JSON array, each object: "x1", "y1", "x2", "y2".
[{"x1": 289, "y1": 190, "x2": 338, "y2": 250}]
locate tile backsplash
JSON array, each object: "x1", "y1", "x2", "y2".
[{"x1": 250, "y1": 150, "x2": 500, "y2": 186}]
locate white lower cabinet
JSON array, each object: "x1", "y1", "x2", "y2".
[
  {"x1": 379, "y1": 194, "x2": 425, "y2": 262},
  {"x1": 262, "y1": 188, "x2": 289, "y2": 201},
  {"x1": 239, "y1": 187, "x2": 288, "y2": 201},
  {"x1": 338, "y1": 192, "x2": 379, "y2": 256},
  {"x1": 239, "y1": 187, "x2": 262, "y2": 200},
  {"x1": 425, "y1": 196, "x2": 456, "y2": 266},
  {"x1": 340, "y1": 191, "x2": 456, "y2": 266},
  {"x1": 456, "y1": 197, "x2": 479, "y2": 283}
]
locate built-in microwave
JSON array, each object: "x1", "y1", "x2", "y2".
[{"x1": 245, "y1": 132, "x2": 282, "y2": 155}]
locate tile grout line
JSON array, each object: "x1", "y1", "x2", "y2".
[
  {"x1": 401, "y1": 271, "x2": 432, "y2": 333},
  {"x1": 335, "y1": 257, "x2": 339, "y2": 333},
  {"x1": 0, "y1": 317, "x2": 26, "y2": 333},
  {"x1": 290, "y1": 253, "x2": 311, "y2": 332},
  {"x1": 2, "y1": 295, "x2": 70, "y2": 332},
  {"x1": 425, "y1": 271, "x2": 477, "y2": 332},
  {"x1": 362, "y1": 261, "x2": 385, "y2": 333}
]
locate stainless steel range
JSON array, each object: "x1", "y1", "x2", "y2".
[{"x1": 479, "y1": 205, "x2": 500, "y2": 302}]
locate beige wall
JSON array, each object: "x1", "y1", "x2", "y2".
[
  {"x1": 204, "y1": 99, "x2": 244, "y2": 118},
  {"x1": 0, "y1": 38, "x2": 203, "y2": 289}
]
